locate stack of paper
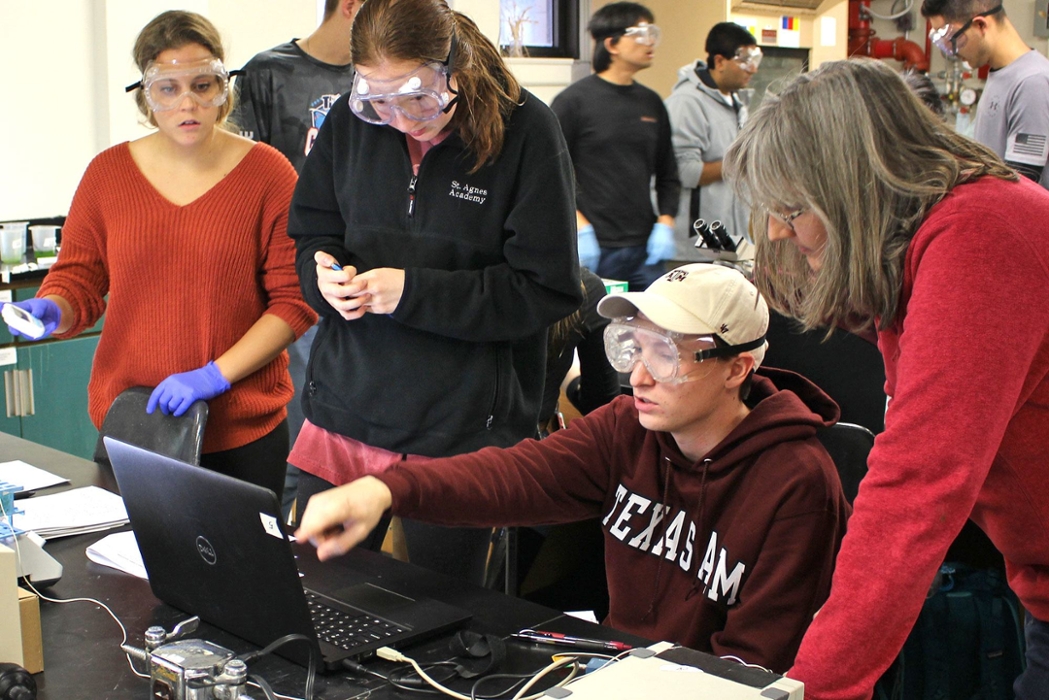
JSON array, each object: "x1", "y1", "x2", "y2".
[
  {"x1": 86, "y1": 531, "x2": 147, "y2": 580},
  {"x1": 0, "y1": 461, "x2": 69, "y2": 492},
  {"x1": 15, "y1": 486, "x2": 128, "y2": 539}
]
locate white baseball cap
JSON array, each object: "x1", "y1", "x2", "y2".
[{"x1": 597, "y1": 264, "x2": 769, "y2": 367}]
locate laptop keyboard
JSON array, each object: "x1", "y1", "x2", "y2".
[{"x1": 305, "y1": 591, "x2": 408, "y2": 650}]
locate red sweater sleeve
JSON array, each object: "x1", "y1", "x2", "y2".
[
  {"x1": 38, "y1": 151, "x2": 115, "y2": 333},
  {"x1": 251, "y1": 147, "x2": 317, "y2": 338},
  {"x1": 790, "y1": 182, "x2": 1049, "y2": 699}
]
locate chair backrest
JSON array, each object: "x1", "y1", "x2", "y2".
[
  {"x1": 93, "y1": 386, "x2": 208, "y2": 467},
  {"x1": 764, "y1": 310, "x2": 887, "y2": 434},
  {"x1": 816, "y1": 422, "x2": 874, "y2": 505}
]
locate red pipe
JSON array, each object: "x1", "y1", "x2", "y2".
[
  {"x1": 871, "y1": 36, "x2": 931, "y2": 71},
  {"x1": 848, "y1": 0, "x2": 931, "y2": 72}
]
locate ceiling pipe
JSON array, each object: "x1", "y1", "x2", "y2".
[{"x1": 848, "y1": 0, "x2": 931, "y2": 72}]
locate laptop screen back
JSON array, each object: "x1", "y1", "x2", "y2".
[{"x1": 105, "y1": 437, "x2": 319, "y2": 654}]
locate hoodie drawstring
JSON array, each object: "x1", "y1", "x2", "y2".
[
  {"x1": 641, "y1": 456, "x2": 677, "y2": 622},
  {"x1": 685, "y1": 459, "x2": 712, "y2": 601}
]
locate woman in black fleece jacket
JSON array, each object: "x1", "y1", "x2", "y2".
[{"x1": 286, "y1": 0, "x2": 582, "y2": 583}]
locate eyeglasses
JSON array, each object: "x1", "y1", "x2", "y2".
[
  {"x1": 350, "y1": 37, "x2": 460, "y2": 125},
  {"x1": 732, "y1": 46, "x2": 763, "y2": 72},
  {"x1": 623, "y1": 23, "x2": 661, "y2": 47},
  {"x1": 928, "y1": 4, "x2": 1002, "y2": 58},
  {"x1": 604, "y1": 321, "x2": 729, "y2": 384},
  {"x1": 125, "y1": 58, "x2": 236, "y2": 112},
  {"x1": 765, "y1": 207, "x2": 806, "y2": 232}
]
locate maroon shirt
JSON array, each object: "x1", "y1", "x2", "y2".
[{"x1": 379, "y1": 367, "x2": 848, "y2": 672}]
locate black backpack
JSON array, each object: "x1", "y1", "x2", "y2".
[{"x1": 876, "y1": 563, "x2": 1027, "y2": 700}]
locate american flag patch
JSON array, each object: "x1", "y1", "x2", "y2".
[{"x1": 1010, "y1": 133, "x2": 1048, "y2": 159}]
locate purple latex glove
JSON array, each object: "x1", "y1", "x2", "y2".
[
  {"x1": 147, "y1": 361, "x2": 231, "y2": 417},
  {"x1": 4, "y1": 299, "x2": 61, "y2": 340}
]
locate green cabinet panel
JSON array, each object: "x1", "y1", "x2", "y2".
[
  {"x1": 19, "y1": 336, "x2": 99, "y2": 460},
  {"x1": 0, "y1": 392, "x2": 20, "y2": 438}
]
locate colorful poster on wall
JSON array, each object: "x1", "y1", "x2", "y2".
[{"x1": 780, "y1": 16, "x2": 801, "y2": 48}]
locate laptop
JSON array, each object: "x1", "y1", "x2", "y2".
[
  {"x1": 104, "y1": 437, "x2": 472, "y2": 671},
  {"x1": 543, "y1": 643, "x2": 803, "y2": 699}
]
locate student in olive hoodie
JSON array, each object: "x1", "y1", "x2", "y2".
[{"x1": 296, "y1": 264, "x2": 851, "y2": 673}]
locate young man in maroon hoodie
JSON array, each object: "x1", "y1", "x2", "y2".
[{"x1": 295, "y1": 263, "x2": 850, "y2": 673}]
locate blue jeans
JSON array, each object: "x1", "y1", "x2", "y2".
[
  {"x1": 1014, "y1": 612, "x2": 1049, "y2": 699},
  {"x1": 595, "y1": 244, "x2": 666, "y2": 292}
]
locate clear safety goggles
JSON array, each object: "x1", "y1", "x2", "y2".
[
  {"x1": 623, "y1": 23, "x2": 661, "y2": 47},
  {"x1": 733, "y1": 46, "x2": 763, "y2": 72},
  {"x1": 125, "y1": 58, "x2": 236, "y2": 112},
  {"x1": 350, "y1": 61, "x2": 459, "y2": 125},
  {"x1": 604, "y1": 320, "x2": 730, "y2": 384},
  {"x1": 928, "y1": 4, "x2": 1001, "y2": 58}
]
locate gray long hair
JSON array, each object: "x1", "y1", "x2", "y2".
[{"x1": 724, "y1": 58, "x2": 1014, "y2": 333}]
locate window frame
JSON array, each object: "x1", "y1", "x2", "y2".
[{"x1": 500, "y1": 0, "x2": 581, "y2": 59}]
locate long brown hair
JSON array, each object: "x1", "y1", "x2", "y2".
[
  {"x1": 724, "y1": 58, "x2": 1015, "y2": 333},
  {"x1": 351, "y1": 0, "x2": 522, "y2": 173},
  {"x1": 132, "y1": 10, "x2": 233, "y2": 128}
]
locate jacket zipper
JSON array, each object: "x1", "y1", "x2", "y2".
[
  {"x1": 407, "y1": 174, "x2": 418, "y2": 218},
  {"x1": 486, "y1": 349, "x2": 503, "y2": 430}
]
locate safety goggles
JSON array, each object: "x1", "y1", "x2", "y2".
[
  {"x1": 125, "y1": 58, "x2": 235, "y2": 112},
  {"x1": 928, "y1": 4, "x2": 1001, "y2": 58},
  {"x1": 350, "y1": 61, "x2": 459, "y2": 125},
  {"x1": 623, "y1": 23, "x2": 661, "y2": 47},
  {"x1": 733, "y1": 46, "x2": 763, "y2": 72},
  {"x1": 604, "y1": 320, "x2": 743, "y2": 384}
]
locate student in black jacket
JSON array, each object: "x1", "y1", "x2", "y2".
[{"x1": 287, "y1": 0, "x2": 582, "y2": 584}]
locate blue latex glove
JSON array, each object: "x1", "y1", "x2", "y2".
[
  {"x1": 147, "y1": 361, "x2": 231, "y2": 417},
  {"x1": 3, "y1": 299, "x2": 61, "y2": 340},
  {"x1": 577, "y1": 224, "x2": 601, "y2": 271},
  {"x1": 645, "y1": 222, "x2": 676, "y2": 265}
]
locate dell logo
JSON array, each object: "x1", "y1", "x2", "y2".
[{"x1": 196, "y1": 536, "x2": 217, "y2": 565}]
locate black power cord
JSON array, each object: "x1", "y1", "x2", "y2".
[{"x1": 236, "y1": 633, "x2": 318, "y2": 700}]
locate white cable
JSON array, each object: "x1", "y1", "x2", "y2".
[
  {"x1": 377, "y1": 646, "x2": 582, "y2": 700},
  {"x1": 866, "y1": 0, "x2": 914, "y2": 21},
  {"x1": 720, "y1": 654, "x2": 773, "y2": 674},
  {"x1": 510, "y1": 656, "x2": 579, "y2": 700},
  {"x1": 0, "y1": 497, "x2": 150, "y2": 679},
  {"x1": 377, "y1": 647, "x2": 473, "y2": 700}
]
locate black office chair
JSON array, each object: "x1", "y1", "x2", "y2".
[
  {"x1": 764, "y1": 311, "x2": 887, "y2": 434},
  {"x1": 93, "y1": 386, "x2": 208, "y2": 468},
  {"x1": 816, "y1": 422, "x2": 874, "y2": 505}
]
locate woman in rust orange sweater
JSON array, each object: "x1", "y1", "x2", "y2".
[{"x1": 1, "y1": 11, "x2": 316, "y2": 496}]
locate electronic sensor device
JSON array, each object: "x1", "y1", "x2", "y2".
[{"x1": 1, "y1": 305, "x2": 45, "y2": 340}]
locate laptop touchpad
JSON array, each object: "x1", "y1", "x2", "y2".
[{"x1": 334, "y1": 583, "x2": 415, "y2": 615}]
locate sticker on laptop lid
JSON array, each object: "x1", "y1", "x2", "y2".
[{"x1": 259, "y1": 512, "x2": 285, "y2": 540}]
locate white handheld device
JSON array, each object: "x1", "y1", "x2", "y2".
[{"x1": 2, "y1": 303, "x2": 47, "y2": 339}]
